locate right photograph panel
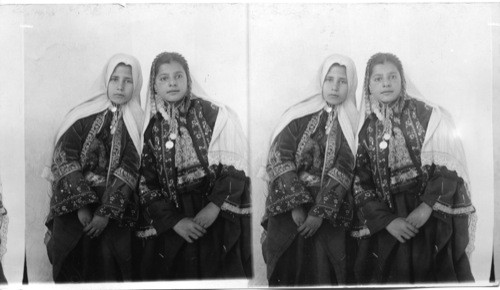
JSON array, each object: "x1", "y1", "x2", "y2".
[{"x1": 249, "y1": 3, "x2": 494, "y2": 286}]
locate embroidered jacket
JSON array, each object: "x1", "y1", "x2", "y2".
[
  {"x1": 138, "y1": 96, "x2": 251, "y2": 236},
  {"x1": 48, "y1": 110, "x2": 140, "y2": 227},
  {"x1": 263, "y1": 108, "x2": 354, "y2": 228},
  {"x1": 353, "y1": 96, "x2": 475, "y2": 236}
]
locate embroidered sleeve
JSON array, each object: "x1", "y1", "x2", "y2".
[
  {"x1": 95, "y1": 130, "x2": 140, "y2": 220},
  {"x1": 265, "y1": 120, "x2": 313, "y2": 216},
  {"x1": 207, "y1": 164, "x2": 251, "y2": 221},
  {"x1": 353, "y1": 132, "x2": 397, "y2": 235},
  {"x1": 309, "y1": 135, "x2": 354, "y2": 227},
  {"x1": 50, "y1": 118, "x2": 99, "y2": 216},
  {"x1": 138, "y1": 120, "x2": 184, "y2": 234},
  {"x1": 420, "y1": 164, "x2": 475, "y2": 216}
]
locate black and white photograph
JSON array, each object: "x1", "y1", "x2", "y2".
[
  {"x1": 0, "y1": 1, "x2": 498, "y2": 289},
  {"x1": 23, "y1": 4, "x2": 251, "y2": 286},
  {"x1": 250, "y1": 3, "x2": 497, "y2": 287}
]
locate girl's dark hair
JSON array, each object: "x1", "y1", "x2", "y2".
[
  {"x1": 363, "y1": 52, "x2": 406, "y2": 97},
  {"x1": 150, "y1": 52, "x2": 192, "y2": 95}
]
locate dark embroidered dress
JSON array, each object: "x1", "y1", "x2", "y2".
[
  {"x1": 353, "y1": 96, "x2": 474, "y2": 283},
  {"x1": 134, "y1": 96, "x2": 252, "y2": 280},
  {"x1": 262, "y1": 108, "x2": 355, "y2": 286},
  {"x1": 46, "y1": 109, "x2": 140, "y2": 282}
]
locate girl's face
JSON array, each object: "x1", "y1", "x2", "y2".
[
  {"x1": 107, "y1": 64, "x2": 134, "y2": 105},
  {"x1": 322, "y1": 65, "x2": 348, "y2": 106},
  {"x1": 154, "y1": 61, "x2": 188, "y2": 103},
  {"x1": 369, "y1": 61, "x2": 402, "y2": 104}
]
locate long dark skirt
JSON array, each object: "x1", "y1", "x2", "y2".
[
  {"x1": 264, "y1": 211, "x2": 349, "y2": 287},
  {"x1": 134, "y1": 189, "x2": 251, "y2": 281},
  {"x1": 354, "y1": 188, "x2": 474, "y2": 284},
  {"x1": 47, "y1": 212, "x2": 132, "y2": 283}
]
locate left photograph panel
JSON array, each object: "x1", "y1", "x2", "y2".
[
  {"x1": 24, "y1": 4, "x2": 251, "y2": 285},
  {"x1": 0, "y1": 6, "x2": 27, "y2": 284}
]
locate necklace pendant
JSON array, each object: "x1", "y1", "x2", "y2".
[
  {"x1": 110, "y1": 106, "x2": 117, "y2": 113},
  {"x1": 169, "y1": 133, "x2": 177, "y2": 140},
  {"x1": 383, "y1": 133, "x2": 391, "y2": 141},
  {"x1": 379, "y1": 141, "x2": 388, "y2": 150},
  {"x1": 165, "y1": 140, "x2": 174, "y2": 150},
  {"x1": 325, "y1": 106, "x2": 333, "y2": 113}
]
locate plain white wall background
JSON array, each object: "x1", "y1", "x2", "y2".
[
  {"x1": 493, "y1": 3, "x2": 500, "y2": 283},
  {"x1": 249, "y1": 3, "x2": 495, "y2": 286},
  {"x1": 24, "y1": 4, "x2": 248, "y2": 283},
  {"x1": 0, "y1": 7, "x2": 26, "y2": 284},
  {"x1": 17, "y1": 2, "x2": 498, "y2": 287}
]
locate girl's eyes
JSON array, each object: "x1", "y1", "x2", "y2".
[
  {"x1": 372, "y1": 75, "x2": 398, "y2": 82},
  {"x1": 324, "y1": 78, "x2": 347, "y2": 84},
  {"x1": 175, "y1": 74, "x2": 183, "y2": 80},
  {"x1": 110, "y1": 77, "x2": 133, "y2": 84}
]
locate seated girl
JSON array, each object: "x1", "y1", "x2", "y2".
[
  {"x1": 261, "y1": 54, "x2": 359, "y2": 286},
  {"x1": 45, "y1": 53, "x2": 144, "y2": 282},
  {"x1": 134, "y1": 52, "x2": 252, "y2": 280},
  {"x1": 352, "y1": 52, "x2": 475, "y2": 283}
]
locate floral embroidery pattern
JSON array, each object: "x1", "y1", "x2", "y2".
[
  {"x1": 322, "y1": 117, "x2": 339, "y2": 174},
  {"x1": 177, "y1": 167, "x2": 207, "y2": 188},
  {"x1": 52, "y1": 145, "x2": 82, "y2": 181},
  {"x1": 328, "y1": 167, "x2": 351, "y2": 190},
  {"x1": 266, "y1": 174, "x2": 313, "y2": 215},
  {"x1": 295, "y1": 112, "x2": 321, "y2": 167},
  {"x1": 50, "y1": 176, "x2": 99, "y2": 216},
  {"x1": 175, "y1": 126, "x2": 203, "y2": 170},
  {"x1": 49, "y1": 111, "x2": 139, "y2": 228},
  {"x1": 80, "y1": 111, "x2": 106, "y2": 166},
  {"x1": 138, "y1": 175, "x2": 163, "y2": 206},
  {"x1": 267, "y1": 160, "x2": 296, "y2": 182},
  {"x1": 146, "y1": 99, "x2": 215, "y2": 209},
  {"x1": 265, "y1": 110, "x2": 354, "y2": 227},
  {"x1": 114, "y1": 167, "x2": 138, "y2": 189},
  {"x1": 107, "y1": 118, "x2": 123, "y2": 182}
]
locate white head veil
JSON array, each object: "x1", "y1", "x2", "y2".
[
  {"x1": 143, "y1": 52, "x2": 248, "y2": 174},
  {"x1": 54, "y1": 53, "x2": 144, "y2": 153},
  {"x1": 42, "y1": 54, "x2": 144, "y2": 181}
]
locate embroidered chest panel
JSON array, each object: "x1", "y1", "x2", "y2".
[
  {"x1": 363, "y1": 99, "x2": 429, "y2": 207},
  {"x1": 81, "y1": 111, "x2": 124, "y2": 186},
  {"x1": 52, "y1": 111, "x2": 124, "y2": 186},
  {"x1": 295, "y1": 110, "x2": 340, "y2": 183},
  {"x1": 151, "y1": 100, "x2": 215, "y2": 207}
]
